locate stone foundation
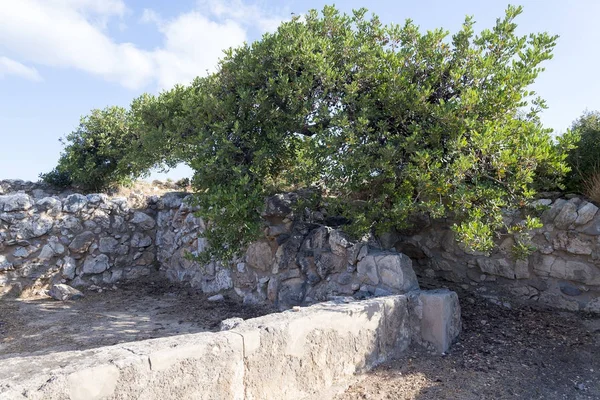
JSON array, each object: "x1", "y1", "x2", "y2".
[{"x1": 0, "y1": 291, "x2": 460, "y2": 400}]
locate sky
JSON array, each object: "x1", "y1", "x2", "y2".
[{"x1": 1, "y1": 0, "x2": 599, "y2": 182}]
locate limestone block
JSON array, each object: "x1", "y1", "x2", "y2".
[
  {"x1": 0, "y1": 192, "x2": 33, "y2": 212},
  {"x1": 409, "y1": 289, "x2": 461, "y2": 353},
  {"x1": 62, "y1": 194, "x2": 88, "y2": 213}
]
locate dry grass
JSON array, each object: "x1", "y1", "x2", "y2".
[{"x1": 582, "y1": 170, "x2": 600, "y2": 204}]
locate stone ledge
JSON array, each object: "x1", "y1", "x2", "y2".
[{"x1": 0, "y1": 292, "x2": 460, "y2": 400}]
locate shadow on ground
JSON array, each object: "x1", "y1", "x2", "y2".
[
  {"x1": 337, "y1": 283, "x2": 600, "y2": 400},
  {"x1": 0, "y1": 279, "x2": 275, "y2": 359}
]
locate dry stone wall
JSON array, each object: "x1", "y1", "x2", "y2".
[
  {"x1": 0, "y1": 180, "x2": 160, "y2": 296},
  {"x1": 391, "y1": 195, "x2": 600, "y2": 313},
  {"x1": 2, "y1": 180, "x2": 599, "y2": 314}
]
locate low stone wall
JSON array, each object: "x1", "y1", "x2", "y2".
[
  {"x1": 0, "y1": 291, "x2": 461, "y2": 400},
  {"x1": 393, "y1": 196, "x2": 600, "y2": 313},
  {"x1": 2, "y1": 180, "x2": 599, "y2": 313},
  {"x1": 0, "y1": 180, "x2": 161, "y2": 296},
  {"x1": 0, "y1": 182, "x2": 421, "y2": 310}
]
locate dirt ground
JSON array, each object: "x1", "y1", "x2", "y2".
[
  {"x1": 338, "y1": 284, "x2": 600, "y2": 400},
  {"x1": 0, "y1": 280, "x2": 274, "y2": 358}
]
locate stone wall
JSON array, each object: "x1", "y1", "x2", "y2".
[
  {"x1": 2, "y1": 180, "x2": 599, "y2": 314},
  {"x1": 0, "y1": 180, "x2": 160, "y2": 296},
  {"x1": 0, "y1": 291, "x2": 461, "y2": 400},
  {"x1": 0, "y1": 183, "x2": 420, "y2": 310},
  {"x1": 156, "y1": 192, "x2": 419, "y2": 309},
  {"x1": 391, "y1": 196, "x2": 600, "y2": 313}
]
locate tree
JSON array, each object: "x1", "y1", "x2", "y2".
[
  {"x1": 41, "y1": 106, "x2": 136, "y2": 192},
  {"x1": 46, "y1": 5, "x2": 570, "y2": 262}
]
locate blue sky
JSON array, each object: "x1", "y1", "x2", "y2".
[{"x1": 1, "y1": 0, "x2": 599, "y2": 181}]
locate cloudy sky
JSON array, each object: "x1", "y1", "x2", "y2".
[{"x1": 1, "y1": 0, "x2": 599, "y2": 181}]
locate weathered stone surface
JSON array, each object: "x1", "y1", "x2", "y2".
[
  {"x1": 82, "y1": 254, "x2": 110, "y2": 274},
  {"x1": 49, "y1": 284, "x2": 84, "y2": 301},
  {"x1": 36, "y1": 196, "x2": 62, "y2": 216},
  {"x1": 477, "y1": 258, "x2": 516, "y2": 279},
  {"x1": 576, "y1": 202, "x2": 598, "y2": 225},
  {"x1": 357, "y1": 255, "x2": 379, "y2": 285},
  {"x1": 69, "y1": 231, "x2": 95, "y2": 253},
  {"x1": 553, "y1": 201, "x2": 578, "y2": 229},
  {"x1": 63, "y1": 194, "x2": 88, "y2": 213},
  {"x1": 374, "y1": 252, "x2": 419, "y2": 292},
  {"x1": 99, "y1": 237, "x2": 119, "y2": 254},
  {"x1": 0, "y1": 192, "x2": 33, "y2": 211},
  {"x1": 408, "y1": 289, "x2": 462, "y2": 353},
  {"x1": 0, "y1": 255, "x2": 13, "y2": 271},
  {"x1": 131, "y1": 232, "x2": 152, "y2": 248},
  {"x1": 62, "y1": 256, "x2": 77, "y2": 279},
  {"x1": 131, "y1": 211, "x2": 156, "y2": 230},
  {"x1": 245, "y1": 241, "x2": 273, "y2": 271},
  {"x1": 534, "y1": 256, "x2": 600, "y2": 285}
]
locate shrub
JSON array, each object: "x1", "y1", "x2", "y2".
[
  {"x1": 41, "y1": 106, "x2": 136, "y2": 192},
  {"x1": 564, "y1": 110, "x2": 600, "y2": 193}
]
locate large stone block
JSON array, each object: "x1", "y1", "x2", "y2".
[
  {"x1": 408, "y1": 289, "x2": 462, "y2": 353},
  {"x1": 234, "y1": 296, "x2": 410, "y2": 400}
]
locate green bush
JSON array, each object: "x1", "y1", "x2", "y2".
[
  {"x1": 41, "y1": 106, "x2": 136, "y2": 192},
  {"x1": 564, "y1": 111, "x2": 600, "y2": 192}
]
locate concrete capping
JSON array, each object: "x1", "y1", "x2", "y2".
[{"x1": 0, "y1": 292, "x2": 460, "y2": 400}]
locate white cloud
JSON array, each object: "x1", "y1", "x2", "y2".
[
  {"x1": 200, "y1": 0, "x2": 287, "y2": 32},
  {"x1": 0, "y1": 56, "x2": 42, "y2": 81},
  {"x1": 0, "y1": 0, "x2": 287, "y2": 90}
]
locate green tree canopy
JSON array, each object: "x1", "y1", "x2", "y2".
[{"x1": 44, "y1": 5, "x2": 573, "y2": 262}]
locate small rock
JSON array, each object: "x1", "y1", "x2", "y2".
[
  {"x1": 49, "y1": 284, "x2": 84, "y2": 301},
  {"x1": 219, "y1": 317, "x2": 244, "y2": 331},
  {"x1": 208, "y1": 294, "x2": 225, "y2": 302}
]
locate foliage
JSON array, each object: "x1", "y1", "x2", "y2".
[
  {"x1": 564, "y1": 110, "x2": 600, "y2": 192},
  {"x1": 46, "y1": 5, "x2": 569, "y2": 262},
  {"x1": 40, "y1": 106, "x2": 136, "y2": 192},
  {"x1": 183, "y1": 5, "x2": 564, "y2": 260}
]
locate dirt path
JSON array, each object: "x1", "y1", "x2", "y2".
[
  {"x1": 338, "y1": 287, "x2": 600, "y2": 400},
  {"x1": 0, "y1": 280, "x2": 274, "y2": 358}
]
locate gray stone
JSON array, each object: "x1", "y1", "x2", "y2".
[
  {"x1": 131, "y1": 211, "x2": 156, "y2": 230},
  {"x1": 0, "y1": 192, "x2": 33, "y2": 211},
  {"x1": 37, "y1": 244, "x2": 56, "y2": 261},
  {"x1": 477, "y1": 258, "x2": 516, "y2": 279},
  {"x1": 542, "y1": 199, "x2": 567, "y2": 222},
  {"x1": 575, "y1": 202, "x2": 598, "y2": 225},
  {"x1": 535, "y1": 255, "x2": 600, "y2": 285},
  {"x1": 36, "y1": 196, "x2": 62, "y2": 216},
  {"x1": 584, "y1": 298, "x2": 600, "y2": 313},
  {"x1": 315, "y1": 251, "x2": 346, "y2": 279},
  {"x1": 69, "y1": 231, "x2": 96, "y2": 253},
  {"x1": 0, "y1": 255, "x2": 13, "y2": 271},
  {"x1": 357, "y1": 255, "x2": 380, "y2": 285},
  {"x1": 245, "y1": 241, "x2": 273, "y2": 271},
  {"x1": 409, "y1": 289, "x2": 462, "y2": 353},
  {"x1": 82, "y1": 254, "x2": 110, "y2": 274},
  {"x1": 560, "y1": 282, "x2": 583, "y2": 297},
  {"x1": 208, "y1": 294, "x2": 225, "y2": 302},
  {"x1": 13, "y1": 246, "x2": 35, "y2": 258},
  {"x1": 130, "y1": 232, "x2": 152, "y2": 248},
  {"x1": 375, "y1": 252, "x2": 419, "y2": 292},
  {"x1": 62, "y1": 256, "x2": 77, "y2": 279},
  {"x1": 220, "y1": 317, "x2": 244, "y2": 330},
  {"x1": 63, "y1": 194, "x2": 88, "y2": 213},
  {"x1": 329, "y1": 229, "x2": 352, "y2": 257},
  {"x1": 49, "y1": 284, "x2": 84, "y2": 301},
  {"x1": 99, "y1": 237, "x2": 119, "y2": 254},
  {"x1": 553, "y1": 201, "x2": 578, "y2": 229},
  {"x1": 200, "y1": 269, "x2": 233, "y2": 293}
]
